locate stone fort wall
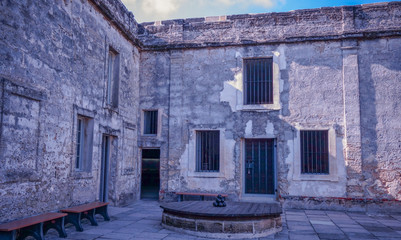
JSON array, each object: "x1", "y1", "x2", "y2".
[
  {"x1": 0, "y1": 0, "x2": 400, "y2": 222},
  {"x1": 0, "y1": 0, "x2": 141, "y2": 222},
  {"x1": 139, "y1": 1, "x2": 401, "y2": 211}
]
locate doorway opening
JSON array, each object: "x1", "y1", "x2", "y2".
[
  {"x1": 100, "y1": 135, "x2": 110, "y2": 202},
  {"x1": 141, "y1": 149, "x2": 160, "y2": 199},
  {"x1": 244, "y1": 139, "x2": 276, "y2": 196}
]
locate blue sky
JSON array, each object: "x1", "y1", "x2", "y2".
[{"x1": 121, "y1": 0, "x2": 395, "y2": 23}]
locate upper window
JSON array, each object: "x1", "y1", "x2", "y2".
[
  {"x1": 106, "y1": 47, "x2": 120, "y2": 108},
  {"x1": 75, "y1": 115, "x2": 94, "y2": 171},
  {"x1": 300, "y1": 130, "x2": 329, "y2": 174},
  {"x1": 143, "y1": 110, "x2": 158, "y2": 135},
  {"x1": 196, "y1": 131, "x2": 220, "y2": 172},
  {"x1": 244, "y1": 58, "x2": 273, "y2": 105}
]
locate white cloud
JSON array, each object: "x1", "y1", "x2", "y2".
[
  {"x1": 216, "y1": 0, "x2": 281, "y2": 8},
  {"x1": 141, "y1": 0, "x2": 182, "y2": 15},
  {"x1": 252, "y1": 0, "x2": 275, "y2": 9},
  {"x1": 121, "y1": 0, "x2": 285, "y2": 22}
]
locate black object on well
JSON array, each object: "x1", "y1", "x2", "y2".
[{"x1": 213, "y1": 194, "x2": 226, "y2": 207}]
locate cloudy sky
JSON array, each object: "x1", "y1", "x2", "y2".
[{"x1": 121, "y1": 0, "x2": 394, "y2": 23}]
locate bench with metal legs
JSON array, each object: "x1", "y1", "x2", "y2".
[
  {"x1": 0, "y1": 212, "x2": 67, "y2": 240},
  {"x1": 61, "y1": 202, "x2": 110, "y2": 232}
]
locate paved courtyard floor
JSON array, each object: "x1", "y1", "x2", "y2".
[{"x1": 47, "y1": 200, "x2": 401, "y2": 240}]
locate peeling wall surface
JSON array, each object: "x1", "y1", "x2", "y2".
[{"x1": 1, "y1": 0, "x2": 401, "y2": 222}]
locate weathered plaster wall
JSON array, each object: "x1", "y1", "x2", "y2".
[
  {"x1": 1, "y1": 0, "x2": 401, "y2": 221},
  {"x1": 139, "y1": 2, "x2": 401, "y2": 210},
  {"x1": 0, "y1": 0, "x2": 140, "y2": 222},
  {"x1": 359, "y1": 38, "x2": 401, "y2": 201},
  {"x1": 144, "y1": 42, "x2": 348, "y2": 202},
  {"x1": 138, "y1": 51, "x2": 171, "y2": 196}
]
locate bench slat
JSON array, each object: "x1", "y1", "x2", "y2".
[
  {"x1": 0, "y1": 213, "x2": 67, "y2": 232},
  {"x1": 61, "y1": 202, "x2": 108, "y2": 213}
]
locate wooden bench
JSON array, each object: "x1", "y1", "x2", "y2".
[
  {"x1": 175, "y1": 192, "x2": 228, "y2": 202},
  {"x1": 60, "y1": 202, "x2": 110, "y2": 232},
  {"x1": 0, "y1": 212, "x2": 67, "y2": 240}
]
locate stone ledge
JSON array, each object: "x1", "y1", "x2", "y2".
[
  {"x1": 282, "y1": 196, "x2": 401, "y2": 213},
  {"x1": 160, "y1": 201, "x2": 282, "y2": 238},
  {"x1": 138, "y1": 1, "x2": 401, "y2": 50},
  {"x1": 162, "y1": 212, "x2": 282, "y2": 239},
  {"x1": 88, "y1": 0, "x2": 143, "y2": 47}
]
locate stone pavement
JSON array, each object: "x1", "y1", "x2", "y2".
[{"x1": 46, "y1": 200, "x2": 401, "y2": 240}]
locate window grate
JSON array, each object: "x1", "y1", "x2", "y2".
[
  {"x1": 244, "y1": 58, "x2": 273, "y2": 105},
  {"x1": 144, "y1": 110, "x2": 158, "y2": 135},
  {"x1": 196, "y1": 131, "x2": 220, "y2": 172},
  {"x1": 245, "y1": 139, "x2": 275, "y2": 194},
  {"x1": 300, "y1": 130, "x2": 329, "y2": 174}
]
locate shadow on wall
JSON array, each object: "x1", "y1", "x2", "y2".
[{"x1": 359, "y1": 39, "x2": 401, "y2": 201}]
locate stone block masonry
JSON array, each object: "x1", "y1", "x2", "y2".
[
  {"x1": 0, "y1": 0, "x2": 140, "y2": 222},
  {"x1": 0, "y1": 0, "x2": 400, "y2": 223},
  {"x1": 138, "y1": 1, "x2": 401, "y2": 211}
]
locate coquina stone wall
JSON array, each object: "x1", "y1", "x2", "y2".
[
  {"x1": 138, "y1": 1, "x2": 401, "y2": 211},
  {"x1": 0, "y1": 0, "x2": 141, "y2": 222},
  {"x1": 1, "y1": 0, "x2": 400, "y2": 223}
]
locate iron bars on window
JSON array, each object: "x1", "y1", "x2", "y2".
[
  {"x1": 300, "y1": 130, "x2": 329, "y2": 174},
  {"x1": 196, "y1": 131, "x2": 220, "y2": 172},
  {"x1": 244, "y1": 58, "x2": 273, "y2": 105}
]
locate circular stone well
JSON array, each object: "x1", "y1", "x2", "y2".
[{"x1": 160, "y1": 201, "x2": 282, "y2": 239}]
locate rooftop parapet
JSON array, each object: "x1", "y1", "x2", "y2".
[
  {"x1": 138, "y1": 1, "x2": 401, "y2": 50},
  {"x1": 89, "y1": 0, "x2": 143, "y2": 47}
]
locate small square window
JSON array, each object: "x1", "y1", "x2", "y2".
[
  {"x1": 300, "y1": 130, "x2": 329, "y2": 174},
  {"x1": 196, "y1": 131, "x2": 220, "y2": 172},
  {"x1": 143, "y1": 110, "x2": 158, "y2": 135},
  {"x1": 244, "y1": 58, "x2": 273, "y2": 105}
]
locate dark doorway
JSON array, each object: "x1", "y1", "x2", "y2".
[
  {"x1": 141, "y1": 149, "x2": 160, "y2": 199},
  {"x1": 100, "y1": 135, "x2": 110, "y2": 202},
  {"x1": 245, "y1": 139, "x2": 275, "y2": 195}
]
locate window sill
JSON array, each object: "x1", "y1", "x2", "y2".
[
  {"x1": 238, "y1": 104, "x2": 280, "y2": 111},
  {"x1": 188, "y1": 171, "x2": 224, "y2": 178},
  {"x1": 142, "y1": 134, "x2": 158, "y2": 137},
  {"x1": 71, "y1": 171, "x2": 93, "y2": 179},
  {"x1": 293, "y1": 174, "x2": 339, "y2": 182},
  {"x1": 104, "y1": 105, "x2": 119, "y2": 114}
]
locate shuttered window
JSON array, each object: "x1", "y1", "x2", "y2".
[
  {"x1": 76, "y1": 118, "x2": 84, "y2": 169},
  {"x1": 106, "y1": 48, "x2": 120, "y2": 108},
  {"x1": 75, "y1": 115, "x2": 94, "y2": 171},
  {"x1": 300, "y1": 130, "x2": 329, "y2": 174},
  {"x1": 196, "y1": 131, "x2": 220, "y2": 172},
  {"x1": 244, "y1": 58, "x2": 273, "y2": 105}
]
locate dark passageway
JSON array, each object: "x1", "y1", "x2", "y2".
[{"x1": 141, "y1": 149, "x2": 160, "y2": 199}]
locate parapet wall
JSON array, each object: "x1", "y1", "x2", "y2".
[
  {"x1": 89, "y1": 0, "x2": 142, "y2": 46},
  {"x1": 138, "y1": 2, "x2": 401, "y2": 50}
]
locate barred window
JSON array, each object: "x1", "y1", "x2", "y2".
[
  {"x1": 300, "y1": 130, "x2": 329, "y2": 174},
  {"x1": 196, "y1": 131, "x2": 220, "y2": 172},
  {"x1": 244, "y1": 58, "x2": 273, "y2": 105},
  {"x1": 144, "y1": 110, "x2": 158, "y2": 135}
]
